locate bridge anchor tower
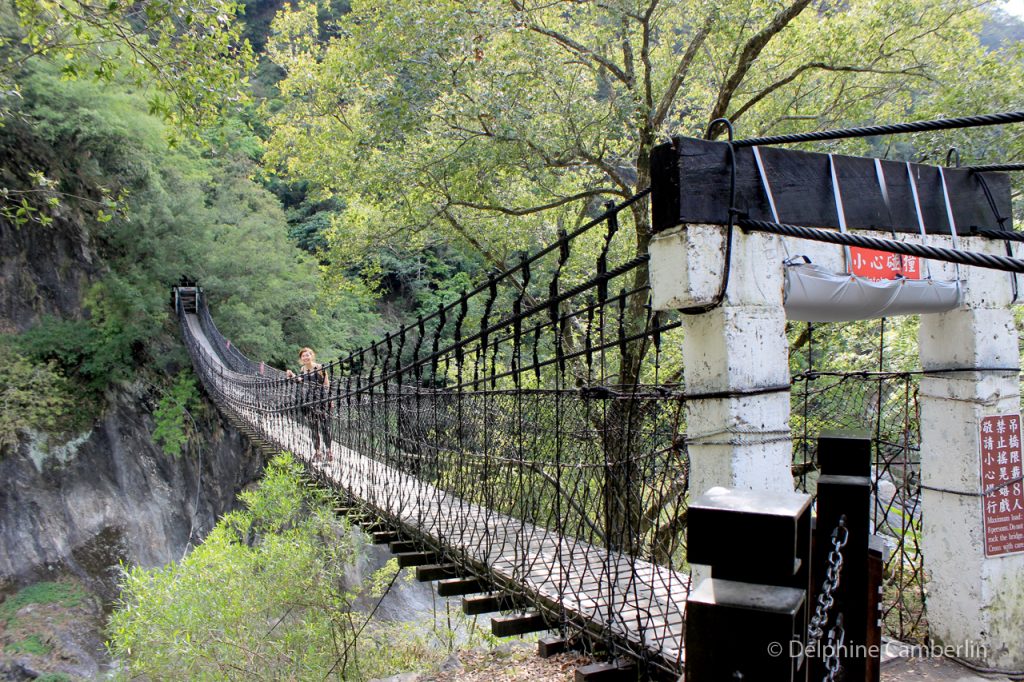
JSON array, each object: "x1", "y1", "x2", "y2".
[{"x1": 649, "y1": 134, "x2": 1024, "y2": 672}]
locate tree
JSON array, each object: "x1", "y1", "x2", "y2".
[
  {"x1": 0, "y1": 0, "x2": 256, "y2": 228},
  {"x1": 264, "y1": 0, "x2": 1014, "y2": 352},
  {"x1": 2, "y1": 0, "x2": 254, "y2": 129},
  {"x1": 0, "y1": 341, "x2": 72, "y2": 452},
  {"x1": 263, "y1": 0, "x2": 1018, "y2": 552},
  {"x1": 108, "y1": 453, "x2": 482, "y2": 680}
]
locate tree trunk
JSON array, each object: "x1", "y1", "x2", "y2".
[{"x1": 602, "y1": 137, "x2": 661, "y2": 554}]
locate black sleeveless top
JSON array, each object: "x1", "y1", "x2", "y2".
[{"x1": 298, "y1": 363, "x2": 328, "y2": 411}]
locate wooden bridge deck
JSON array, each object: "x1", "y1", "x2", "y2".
[{"x1": 184, "y1": 312, "x2": 689, "y2": 669}]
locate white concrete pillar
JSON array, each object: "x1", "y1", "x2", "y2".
[
  {"x1": 918, "y1": 237, "x2": 1024, "y2": 669},
  {"x1": 650, "y1": 225, "x2": 794, "y2": 499}
]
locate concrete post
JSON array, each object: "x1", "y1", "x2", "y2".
[
  {"x1": 649, "y1": 225, "x2": 794, "y2": 499},
  {"x1": 918, "y1": 237, "x2": 1024, "y2": 670}
]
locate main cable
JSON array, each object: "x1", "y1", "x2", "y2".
[
  {"x1": 738, "y1": 218, "x2": 1024, "y2": 273},
  {"x1": 733, "y1": 111, "x2": 1024, "y2": 147}
]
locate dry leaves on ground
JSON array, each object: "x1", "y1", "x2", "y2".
[{"x1": 420, "y1": 642, "x2": 592, "y2": 682}]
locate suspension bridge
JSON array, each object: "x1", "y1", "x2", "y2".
[{"x1": 175, "y1": 112, "x2": 1024, "y2": 681}]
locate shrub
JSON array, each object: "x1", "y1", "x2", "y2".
[{"x1": 0, "y1": 342, "x2": 74, "y2": 451}]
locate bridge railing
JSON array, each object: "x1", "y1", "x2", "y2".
[
  {"x1": 177, "y1": 194, "x2": 695, "y2": 674},
  {"x1": 176, "y1": 195, "x2": 934, "y2": 674}
]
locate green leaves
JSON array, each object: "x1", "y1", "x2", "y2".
[
  {"x1": 265, "y1": 0, "x2": 1016, "y2": 271},
  {"x1": 152, "y1": 372, "x2": 201, "y2": 458},
  {"x1": 107, "y1": 453, "x2": 470, "y2": 680},
  {"x1": 0, "y1": 342, "x2": 74, "y2": 453},
  {"x1": 7, "y1": 0, "x2": 256, "y2": 131}
]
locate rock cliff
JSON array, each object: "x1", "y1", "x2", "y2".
[
  {"x1": 0, "y1": 106, "x2": 268, "y2": 680},
  {"x1": 0, "y1": 387, "x2": 263, "y2": 593}
]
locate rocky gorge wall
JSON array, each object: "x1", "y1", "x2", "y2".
[
  {"x1": 0, "y1": 388, "x2": 264, "y2": 593},
  {"x1": 0, "y1": 119, "x2": 275, "y2": 678},
  {"x1": 0, "y1": 206, "x2": 266, "y2": 677}
]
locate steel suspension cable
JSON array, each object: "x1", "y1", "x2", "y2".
[
  {"x1": 346, "y1": 255, "x2": 652, "y2": 398},
  {"x1": 962, "y1": 163, "x2": 1024, "y2": 173},
  {"x1": 969, "y1": 229, "x2": 1024, "y2": 242},
  {"x1": 332, "y1": 189, "x2": 652, "y2": 369},
  {"x1": 733, "y1": 111, "x2": 1024, "y2": 147},
  {"x1": 738, "y1": 218, "x2": 1024, "y2": 273}
]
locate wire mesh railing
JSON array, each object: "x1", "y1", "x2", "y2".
[
  {"x1": 177, "y1": 196, "x2": 937, "y2": 675},
  {"x1": 178, "y1": 195, "x2": 695, "y2": 675},
  {"x1": 792, "y1": 369, "x2": 926, "y2": 644}
]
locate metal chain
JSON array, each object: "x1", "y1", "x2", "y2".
[
  {"x1": 807, "y1": 516, "x2": 849, "y2": 646},
  {"x1": 823, "y1": 612, "x2": 846, "y2": 682}
]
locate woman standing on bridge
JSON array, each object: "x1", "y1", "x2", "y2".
[{"x1": 286, "y1": 347, "x2": 332, "y2": 463}]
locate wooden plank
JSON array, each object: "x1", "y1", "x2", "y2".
[
  {"x1": 538, "y1": 636, "x2": 568, "y2": 658},
  {"x1": 437, "y1": 577, "x2": 486, "y2": 597},
  {"x1": 372, "y1": 531, "x2": 399, "y2": 545},
  {"x1": 652, "y1": 137, "x2": 1014, "y2": 235},
  {"x1": 389, "y1": 540, "x2": 418, "y2": 554},
  {"x1": 492, "y1": 612, "x2": 548, "y2": 637},
  {"x1": 395, "y1": 552, "x2": 437, "y2": 568},
  {"x1": 463, "y1": 594, "x2": 515, "y2": 615},
  {"x1": 415, "y1": 563, "x2": 461, "y2": 582},
  {"x1": 575, "y1": 660, "x2": 637, "y2": 681}
]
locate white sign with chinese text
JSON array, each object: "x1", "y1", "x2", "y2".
[{"x1": 980, "y1": 414, "x2": 1024, "y2": 557}]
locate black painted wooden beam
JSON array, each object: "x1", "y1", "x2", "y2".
[
  {"x1": 574, "y1": 660, "x2": 638, "y2": 681},
  {"x1": 395, "y1": 551, "x2": 437, "y2": 568},
  {"x1": 817, "y1": 429, "x2": 872, "y2": 477},
  {"x1": 437, "y1": 577, "x2": 485, "y2": 597},
  {"x1": 388, "y1": 540, "x2": 417, "y2": 554},
  {"x1": 371, "y1": 531, "x2": 399, "y2": 545},
  {"x1": 651, "y1": 137, "x2": 1013, "y2": 234},
  {"x1": 537, "y1": 636, "x2": 567, "y2": 658}
]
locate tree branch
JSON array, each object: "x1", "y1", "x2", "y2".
[
  {"x1": 440, "y1": 209, "x2": 509, "y2": 272},
  {"x1": 728, "y1": 62, "x2": 933, "y2": 124},
  {"x1": 580, "y1": 150, "x2": 633, "y2": 195},
  {"x1": 621, "y1": 15, "x2": 635, "y2": 88},
  {"x1": 511, "y1": 0, "x2": 632, "y2": 86},
  {"x1": 640, "y1": 0, "x2": 659, "y2": 113},
  {"x1": 707, "y1": 0, "x2": 814, "y2": 127},
  {"x1": 448, "y1": 188, "x2": 623, "y2": 216},
  {"x1": 652, "y1": 10, "x2": 716, "y2": 129}
]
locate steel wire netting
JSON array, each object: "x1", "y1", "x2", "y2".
[
  {"x1": 177, "y1": 200, "x2": 934, "y2": 674},
  {"x1": 792, "y1": 363, "x2": 927, "y2": 643},
  {"x1": 179, "y1": 197, "x2": 696, "y2": 675}
]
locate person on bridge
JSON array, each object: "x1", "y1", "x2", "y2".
[{"x1": 285, "y1": 347, "x2": 332, "y2": 463}]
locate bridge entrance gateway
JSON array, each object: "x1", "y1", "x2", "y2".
[
  {"x1": 649, "y1": 117, "x2": 1024, "y2": 676},
  {"x1": 176, "y1": 112, "x2": 1024, "y2": 682}
]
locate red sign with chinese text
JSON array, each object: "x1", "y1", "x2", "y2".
[
  {"x1": 980, "y1": 414, "x2": 1024, "y2": 557},
  {"x1": 850, "y1": 248, "x2": 921, "y2": 280}
]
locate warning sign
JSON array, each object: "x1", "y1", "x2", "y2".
[
  {"x1": 980, "y1": 414, "x2": 1024, "y2": 557},
  {"x1": 850, "y1": 248, "x2": 921, "y2": 280}
]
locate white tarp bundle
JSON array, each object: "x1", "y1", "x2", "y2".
[{"x1": 783, "y1": 262, "x2": 962, "y2": 322}]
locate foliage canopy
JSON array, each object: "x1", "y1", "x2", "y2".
[
  {"x1": 265, "y1": 0, "x2": 1021, "y2": 277},
  {"x1": 3, "y1": 0, "x2": 255, "y2": 129}
]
